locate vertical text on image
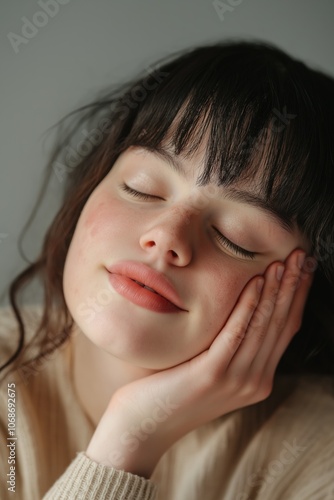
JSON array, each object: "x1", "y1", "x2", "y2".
[{"x1": 7, "y1": 382, "x2": 17, "y2": 493}]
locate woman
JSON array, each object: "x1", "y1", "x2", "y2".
[{"x1": 1, "y1": 40, "x2": 334, "y2": 499}]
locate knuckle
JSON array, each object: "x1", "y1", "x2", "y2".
[
  {"x1": 245, "y1": 298, "x2": 258, "y2": 313},
  {"x1": 273, "y1": 315, "x2": 286, "y2": 332},
  {"x1": 275, "y1": 290, "x2": 287, "y2": 306},
  {"x1": 230, "y1": 373, "x2": 246, "y2": 392},
  {"x1": 258, "y1": 380, "x2": 273, "y2": 400},
  {"x1": 251, "y1": 328, "x2": 266, "y2": 345},
  {"x1": 258, "y1": 299, "x2": 274, "y2": 319},
  {"x1": 226, "y1": 323, "x2": 246, "y2": 356},
  {"x1": 268, "y1": 285, "x2": 279, "y2": 301},
  {"x1": 251, "y1": 310, "x2": 264, "y2": 328},
  {"x1": 241, "y1": 381, "x2": 262, "y2": 400},
  {"x1": 226, "y1": 333, "x2": 244, "y2": 354},
  {"x1": 230, "y1": 323, "x2": 246, "y2": 342},
  {"x1": 285, "y1": 272, "x2": 301, "y2": 290},
  {"x1": 248, "y1": 378, "x2": 273, "y2": 402},
  {"x1": 244, "y1": 376, "x2": 261, "y2": 395}
]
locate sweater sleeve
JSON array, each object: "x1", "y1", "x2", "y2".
[{"x1": 42, "y1": 451, "x2": 158, "y2": 500}]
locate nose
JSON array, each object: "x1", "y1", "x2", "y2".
[{"x1": 139, "y1": 206, "x2": 194, "y2": 267}]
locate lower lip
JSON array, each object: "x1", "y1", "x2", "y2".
[{"x1": 108, "y1": 273, "x2": 183, "y2": 313}]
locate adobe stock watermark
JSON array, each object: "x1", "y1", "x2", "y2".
[
  {"x1": 105, "y1": 395, "x2": 180, "y2": 468},
  {"x1": 213, "y1": 0, "x2": 245, "y2": 22},
  {"x1": 7, "y1": 0, "x2": 71, "y2": 55},
  {"x1": 235, "y1": 438, "x2": 307, "y2": 499},
  {"x1": 236, "y1": 417, "x2": 333, "y2": 500},
  {"x1": 52, "y1": 65, "x2": 169, "y2": 182},
  {"x1": 239, "y1": 106, "x2": 297, "y2": 159},
  {"x1": 76, "y1": 286, "x2": 118, "y2": 324}
]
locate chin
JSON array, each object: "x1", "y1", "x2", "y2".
[{"x1": 74, "y1": 306, "x2": 191, "y2": 370}]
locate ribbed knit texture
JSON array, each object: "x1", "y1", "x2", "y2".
[
  {"x1": 1, "y1": 305, "x2": 334, "y2": 499},
  {"x1": 44, "y1": 452, "x2": 156, "y2": 499}
]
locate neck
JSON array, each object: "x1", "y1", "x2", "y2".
[{"x1": 70, "y1": 326, "x2": 157, "y2": 428}]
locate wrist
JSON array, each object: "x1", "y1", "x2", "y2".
[{"x1": 85, "y1": 410, "x2": 167, "y2": 478}]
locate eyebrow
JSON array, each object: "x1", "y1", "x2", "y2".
[
  {"x1": 139, "y1": 145, "x2": 295, "y2": 234},
  {"x1": 143, "y1": 145, "x2": 187, "y2": 178}
]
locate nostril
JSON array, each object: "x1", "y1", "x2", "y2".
[
  {"x1": 170, "y1": 250, "x2": 178, "y2": 258},
  {"x1": 146, "y1": 241, "x2": 156, "y2": 248}
]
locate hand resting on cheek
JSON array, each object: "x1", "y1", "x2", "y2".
[{"x1": 85, "y1": 248, "x2": 315, "y2": 479}]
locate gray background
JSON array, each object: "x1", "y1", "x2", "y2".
[{"x1": 1, "y1": 0, "x2": 334, "y2": 306}]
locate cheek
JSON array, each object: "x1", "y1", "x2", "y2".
[
  {"x1": 186, "y1": 264, "x2": 252, "y2": 360},
  {"x1": 204, "y1": 264, "x2": 252, "y2": 333},
  {"x1": 80, "y1": 189, "x2": 140, "y2": 245},
  {"x1": 82, "y1": 198, "x2": 115, "y2": 240},
  {"x1": 63, "y1": 196, "x2": 113, "y2": 293}
]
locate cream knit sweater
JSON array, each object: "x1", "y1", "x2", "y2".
[{"x1": 0, "y1": 305, "x2": 333, "y2": 499}]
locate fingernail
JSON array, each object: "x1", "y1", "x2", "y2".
[
  {"x1": 297, "y1": 252, "x2": 306, "y2": 270},
  {"x1": 276, "y1": 265, "x2": 284, "y2": 281},
  {"x1": 257, "y1": 278, "x2": 264, "y2": 293}
]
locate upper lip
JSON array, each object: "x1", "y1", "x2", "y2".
[{"x1": 106, "y1": 261, "x2": 187, "y2": 311}]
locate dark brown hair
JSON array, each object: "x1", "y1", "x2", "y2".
[{"x1": 1, "y1": 39, "x2": 334, "y2": 383}]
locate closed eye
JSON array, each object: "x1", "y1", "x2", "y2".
[
  {"x1": 120, "y1": 183, "x2": 164, "y2": 200},
  {"x1": 121, "y1": 183, "x2": 257, "y2": 260},
  {"x1": 213, "y1": 228, "x2": 256, "y2": 260}
]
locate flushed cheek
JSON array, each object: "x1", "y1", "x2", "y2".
[
  {"x1": 81, "y1": 192, "x2": 143, "y2": 247},
  {"x1": 63, "y1": 197, "x2": 120, "y2": 293},
  {"x1": 81, "y1": 198, "x2": 115, "y2": 240}
]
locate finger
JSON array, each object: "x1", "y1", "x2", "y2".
[
  {"x1": 229, "y1": 261, "x2": 282, "y2": 374},
  {"x1": 248, "y1": 250, "x2": 303, "y2": 374},
  {"x1": 209, "y1": 277, "x2": 264, "y2": 368},
  {"x1": 264, "y1": 264, "x2": 315, "y2": 372},
  {"x1": 272, "y1": 250, "x2": 304, "y2": 313}
]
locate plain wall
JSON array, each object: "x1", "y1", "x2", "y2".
[{"x1": 1, "y1": 0, "x2": 334, "y2": 305}]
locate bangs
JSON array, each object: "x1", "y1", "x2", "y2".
[{"x1": 115, "y1": 42, "x2": 334, "y2": 262}]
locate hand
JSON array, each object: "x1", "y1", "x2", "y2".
[{"x1": 85, "y1": 249, "x2": 315, "y2": 478}]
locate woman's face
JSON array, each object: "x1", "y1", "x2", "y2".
[{"x1": 63, "y1": 144, "x2": 309, "y2": 370}]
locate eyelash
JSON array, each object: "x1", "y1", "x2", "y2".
[
  {"x1": 120, "y1": 183, "x2": 256, "y2": 260},
  {"x1": 213, "y1": 229, "x2": 256, "y2": 260},
  {"x1": 120, "y1": 183, "x2": 162, "y2": 200}
]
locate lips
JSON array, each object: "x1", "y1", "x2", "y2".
[
  {"x1": 106, "y1": 260, "x2": 187, "y2": 312},
  {"x1": 132, "y1": 280, "x2": 158, "y2": 294}
]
